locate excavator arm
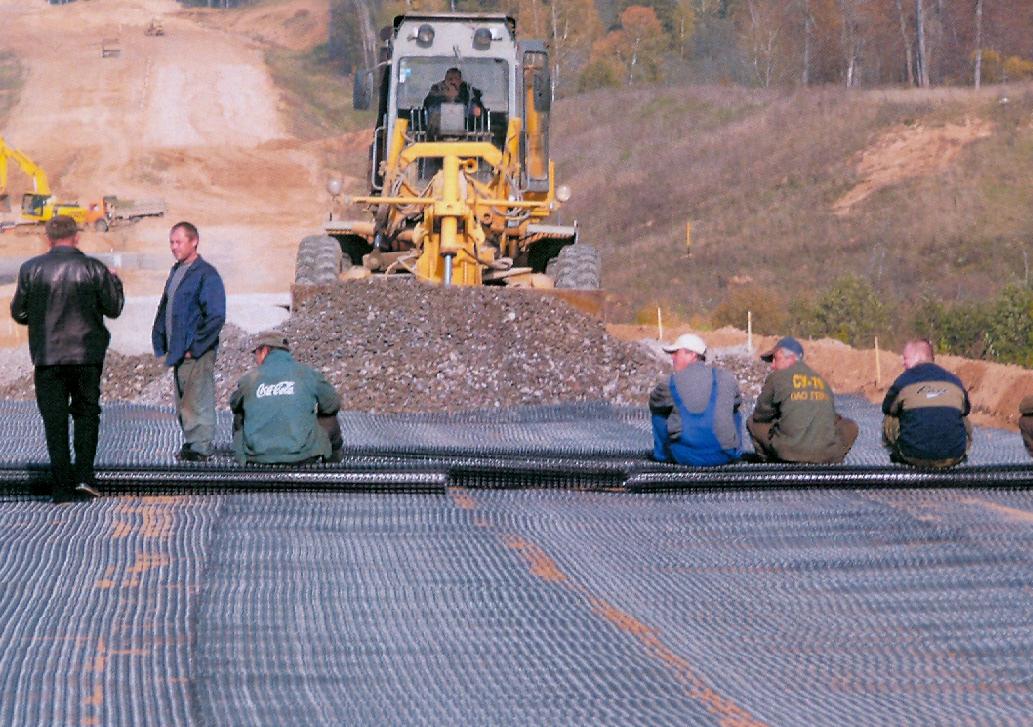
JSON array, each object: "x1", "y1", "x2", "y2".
[{"x1": 0, "y1": 135, "x2": 51, "y2": 211}]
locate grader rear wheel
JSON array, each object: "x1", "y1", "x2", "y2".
[{"x1": 551, "y1": 244, "x2": 601, "y2": 290}]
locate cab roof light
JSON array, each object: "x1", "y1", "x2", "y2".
[
  {"x1": 415, "y1": 24, "x2": 434, "y2": 47},
  {"x1": 473, "y1": 27, "x2": 492, "y2": 50}
]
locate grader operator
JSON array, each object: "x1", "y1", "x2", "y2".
[{"x1": 295, "y1": 13, "x2": 599, "y2": 295}]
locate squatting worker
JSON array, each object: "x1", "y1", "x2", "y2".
[
  {"x1": 10, "y1": 215, "x2": 124, "y2": 502},
  {"x1": 748, "y1": 336, "x2": 858, "y2": 464},
  {"x1": 882, "y1": 338, "x2": 971, "y2": 468},
  {"x1": 151, "y1": 221, "x2": 226, "y2": 462},
  {"x1": 229, "y1": 331, "x2": 343, "y2": 464},
  {"x1": 649, "y1": 332, "x2": 743, "y2": 466},
  {"x1": 1020, "y1": 396, "x2": 1033, "y2": 459}
]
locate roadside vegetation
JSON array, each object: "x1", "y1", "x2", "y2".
[
  {"x1": 265, "y1": 43, "x2": 372, "y2": 139},
  {"x1": 551, "y1": 82, "x2": 1033, "y2": 365}
]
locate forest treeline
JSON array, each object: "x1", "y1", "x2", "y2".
[{"x1": 180, "y1": 0, "x2": 1033, "y2": 95}]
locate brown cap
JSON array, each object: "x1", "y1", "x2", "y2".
[
  {"x1": 252, "y1": 331, "x2": 290, "y2": 352},
  {"x1": 45, "y1": 215, "x2": 78, "y2": 241}
]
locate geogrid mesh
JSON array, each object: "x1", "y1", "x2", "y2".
[
  {"x1": 2, "y1": 395, "x2": 1033, "y2": 724},
  {"x1": 7, "y1": 489, "x2": 1032, "y2": 725}
]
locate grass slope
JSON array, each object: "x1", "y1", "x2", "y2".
[{"x1": 552, "y1": 83, "x2": 1033, "y2": 324}]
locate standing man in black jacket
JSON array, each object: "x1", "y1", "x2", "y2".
[{"x1": 10, "y1": 215, "x2": 124, "y2": 502}]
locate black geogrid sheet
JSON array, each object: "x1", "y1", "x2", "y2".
[{"x1": 0, "y1": 396, "x2": 1027, "y2": 466}]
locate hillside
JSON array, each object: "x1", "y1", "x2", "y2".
[{"x1": 552, "y1": 84, "x2": 1033, "y2": 325}]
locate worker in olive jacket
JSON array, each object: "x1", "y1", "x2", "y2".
[
  {"x1": 747, "y1": 336, "x2": 857, "y2": 464},
  {"x1": 229, "y1": 331, "x2": 342, "y2": 464}
]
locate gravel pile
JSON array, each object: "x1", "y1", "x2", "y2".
[
  {"x1": 274, "y1": 280, "x2": 667, "y2": 413},
  {"x1": 0, "y1": 280, "x2": 773, "y2": 413}
]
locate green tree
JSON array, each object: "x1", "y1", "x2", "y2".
[
  {"x1": 985, "y1": 285, "x2": 1033, "y2": 366},
  {"x1": 793, "y1": 274, "x2": 889, "y2": 347}
]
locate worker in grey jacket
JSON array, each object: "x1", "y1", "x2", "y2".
[{"x1": 650, "y1": 332, "x2": 743, "y2": 466}]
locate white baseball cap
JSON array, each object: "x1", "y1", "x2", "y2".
[{"x1": 661, "y1": 333, "x2": 708, "y2": 357}]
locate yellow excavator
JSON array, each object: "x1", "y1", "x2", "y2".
[
  {"x1": 296, "y1": 14, "x2": 600, "y2": 308},
  {"x1": 0, "y1": 135, "x2": 105, "y2": 229}
]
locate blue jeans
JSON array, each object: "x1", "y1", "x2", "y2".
[{"x1": 174, "y1": 348, "x2": 216, "y2": 455}]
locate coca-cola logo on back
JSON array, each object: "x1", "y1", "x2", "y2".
[{"x1": 256, "y1": 380, "x2": 296, "y2": 398}]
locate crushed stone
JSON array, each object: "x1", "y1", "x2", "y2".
[{"x1": 0, "y1": 280, "x2": 772, "y2": 412}]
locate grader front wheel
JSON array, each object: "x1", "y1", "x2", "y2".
[
  {"x1": 294, "y1": 234, "x2": 350, "y2": 285},
  {"x1": 550, "y1": 244, "x2": 601, "y2": 290}
]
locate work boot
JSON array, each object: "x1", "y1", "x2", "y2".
[
  {"x1": 51, "y1": 487, "x2": 77, "y2": 504},
  {"x1": 74, "y1": 482, "x2": 101, "y2": 499}
]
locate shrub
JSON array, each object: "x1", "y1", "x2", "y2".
[
  {"x1": 791, "y1": 274, "x2": 889, "y2": 347},
  {"x1": 910, "y1": 295, "x2": 990, "y2": 359},
  {"x1": 1003, "y1": 55, "x2": 1033, "y2": 82},
  {"x1": 711, "y1": 284, "x2": 788, "y2": 333},
  {"x1": 984, "y1": 284, "x2": 1033, "y2": 366},
  {"x1": 578, "y1": 58, "x2": 623, "y2": 92}
]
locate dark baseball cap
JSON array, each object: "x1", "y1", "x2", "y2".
[
  {"x1": 760, "y1": 336, "x2": 804, "y2": 362},
  {"x1": 252, "y1": 331, "x2": 290, "y2": 352},
  {"x1": 45, "y1": 215, "x2": 78, "y2": 241}
]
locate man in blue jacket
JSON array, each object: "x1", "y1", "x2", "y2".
[
  {"x1": 229, "y1": 331, "x2": 342, "y2": 464},
  {"x1": 882, "y1": 338, "x2": 971, "y2": 468},
  {"x1": 151, "y1": 221, "x2": 226, "y2": 461}
]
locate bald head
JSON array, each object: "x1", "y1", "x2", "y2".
[{"x1": 902, "y1": 339, "x2": 934, "y2": 370}]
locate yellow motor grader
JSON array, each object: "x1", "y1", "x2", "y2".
[{"x1": 295, "y1": 13, "x2": 599, "y2": 301}]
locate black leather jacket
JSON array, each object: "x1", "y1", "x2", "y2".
[{"x1": 10, "y1": 245, "x2": 124, "y2": 366}]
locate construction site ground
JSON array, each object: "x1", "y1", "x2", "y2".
[
  {"x1": 0, "y1": 0, "x2": 330, "y2": 350},
  {"x1": 2, "y1": 1, "x2": 1033, "y2": 724}
]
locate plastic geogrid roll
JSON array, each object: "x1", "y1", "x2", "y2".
[{"x1": 0, "y1": 399, "x2": 1030, "y2": 491}]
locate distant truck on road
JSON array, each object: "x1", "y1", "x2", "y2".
[
  {"x1": 92, "y1": 195, "x2": 168, "y2": 231},
  {"x1": 1, "y1": 194, "x2": 167, "y2": 234}
]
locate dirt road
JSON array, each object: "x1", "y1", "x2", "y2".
[{"x1": 0, "y1": 0, "x2": 331, "y2": 344}]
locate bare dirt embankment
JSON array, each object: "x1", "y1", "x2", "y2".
[{"x1": 0, "y1": 0, "x2": 341, "y2": 305}]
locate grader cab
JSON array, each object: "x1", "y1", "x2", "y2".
[{"x1": 295, "y1": 13, "x2": 599, "y2": 297}]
